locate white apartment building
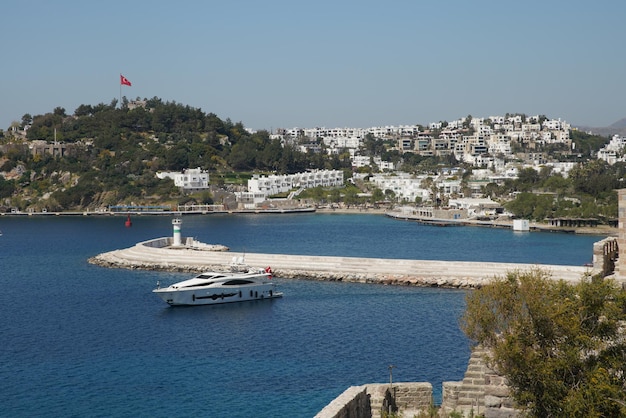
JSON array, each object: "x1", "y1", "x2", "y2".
[
  {"x1": 447, "y1": 119, "x2": 466, "y2": 129},
  {"x1": 487, "y1": 134, "x2": 512, "y2": 155},
  {"x1": 597, "y1": 134, "x2": 626, "y2": 165},
  {"x1": 304, "y1": 127, "x2": 367, "y2": 139},
  {"x1": 429, "y1": 122, "x2": 443, "y2": 130},
  {"x1": 542, "y1": 118, "x2": 570, "y2": 131},
  {"x1": 352, "y1": 155, "x2": 373, "y2": 169},
  {"x1": 156, "y1": 167, "x2": 209, "y2": 191},
  {"x1": 438, "y1": 178, "x2": 462, "y2": 195},
  {"x1": 545, "y1": 161, "x2": 577, "y2": 177},
  {"x1": 369, "y1": 173, "x2": 429, "y2": 202},
  {"x1": 323, "y1": 136, "x2": 361, "y2": 150},
  {"x1": 247, "y1": 170, "x2": 344, "y2": 196},
  {"x1": 352, "y1": 156, "x2": 395, "y2": 171},
  {"x1": 489, "y1": 116, "x2": 505, "y2": 124}
]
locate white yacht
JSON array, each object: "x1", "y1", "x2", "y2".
[{"x1": 153, "y1": 267, "x2": 282, "y2": 306}]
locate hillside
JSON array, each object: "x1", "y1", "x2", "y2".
[
  {"x1": 0, "y1": 99, "x2": 622, "y2": 221},
  {"x1": 0, "y1": 98, "x2": 352, "y2": 212},
  {"x1": 574, "y1": 116, "x2": 626, "y2": 136}
]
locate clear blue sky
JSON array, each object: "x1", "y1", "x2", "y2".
[{"x1": 3, "y1": 0, "x2": 626, "y2": 131}]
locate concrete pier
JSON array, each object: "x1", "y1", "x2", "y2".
[{"x1": 89, "y1": 237, "x2": 593, "y2": 288}]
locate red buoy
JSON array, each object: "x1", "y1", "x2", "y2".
[{"x1": 125, "y1": 215, "x2": 132, "y2": 228}]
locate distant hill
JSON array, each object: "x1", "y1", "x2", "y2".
[
  {"x1": 609, "y1": 117, "x2": 626, "y2": 130},
  {"x1": 575, "y1": 117, "x2": 626, "y2": 137}
]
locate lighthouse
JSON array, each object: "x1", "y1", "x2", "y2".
[{"x1": 172, "y1": 218, "x2": 182, "y2": 246}]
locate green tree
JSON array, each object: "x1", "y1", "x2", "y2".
[
  {"x1": 53, "y1": 106, "x2": 66, "y2": 117},
  {"x1": 481, "y1": 182, "x2": 500, "y2": 198},
  {"x1": 461, "y1": 270, "x2": 626, "y2": 417},
  {"x1": 343, "y1": 188, "x2": 359, "y2": 207},
  {"x1": 542, "y1": 174, "x2": 571, "y2": 193},
  {"x1": 362, "y1": 133, "x2": 385, "y2": 156},
  {"x1": 329, "y1": 188, "x2": 341, "y2": 203},
  {"x1": 0, "y1": 176, "x2": 16, "y2": 198},
  {"x1": 505, "y1": 192, "x2": 554, "y2": 220},
  {"x1": 516, "y1": 167, "x2": 540, "y2": 191},
  {"x1": 570, "y1": 130, "x2": 610, "y2": 158},
  {"x1": 569, "y1": 160, "x2": 618, "y2": 198},
  {"x1": 384, "y1": 189, "x2": 396, "y2": 202},
  {"x1": 371, "y1": 187, "x2": 384, "y2": 203},
  {"x1": 21, "y1": 113, "x2": 32, "y2": 128},
  {"x1": 258, "y1": 136, "x2": 283, "y2": 171}
]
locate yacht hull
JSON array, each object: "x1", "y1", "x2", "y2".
[{"x1": 153, "y1": 271, "x2": 282, "y2": 306}]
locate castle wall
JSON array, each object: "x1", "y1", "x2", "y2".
[
  {"x1": 617, "y1": 189, "x2": 626, "y2": 283},
  {"x1": 315, "y1": 349, "x2": 517, "y2": 418},
  {"x1": 314, "y1": 383, "x2": 432, "y2": 418}
]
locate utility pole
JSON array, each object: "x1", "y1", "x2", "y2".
[{"x1": 388, "y1": 365, "x2": 396, "y2": 415}]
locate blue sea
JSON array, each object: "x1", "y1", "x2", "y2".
[{"x1": 0, "y1": 214, "x2": 604, "y2": 417}]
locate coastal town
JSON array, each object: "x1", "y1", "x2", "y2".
[
  {"x1": 7, "y1": 2, "x2": 626, "y2": 418},
  {"x1": 1, "y1": 100, "x2": 624, "y2": 418},
  {"x1": 3, "y1": 109, "x2": 624, "y2": 230}
]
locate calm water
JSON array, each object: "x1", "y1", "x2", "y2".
[{"x1": 0, "y1": 214, "x2": 603, "y2": 417}]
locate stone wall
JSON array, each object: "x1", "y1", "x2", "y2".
[
  {"x1": 441, "y1": 347, "x2": 518, "y2": 418},
  {"x1": 440, "y1": 347, "x2": 486, "y2": 416},
  {"x1": 593, "y1": 236, "x2": 619, "y2": 278},
  {"x1": 387, "y1": 383, "x2": 433, "y2": 417},
  {"x1": 314, "y1": 385, "x2": 371, "y2": 418},
  {"x1": 314, "y1": 382, "x2": 432, "y2": 418},
  {"x1": 317, "y1": 348, "x2": 519, "y2": 418},
  {"x1": 617, "y1": 189, "x2": 626, "y2": 283}
]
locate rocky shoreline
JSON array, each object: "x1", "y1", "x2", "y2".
[{"x1": 89, "y1": 255, "x2": 484, "y2": 288}]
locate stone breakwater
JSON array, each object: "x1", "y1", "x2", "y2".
[{"x1": 88, "y1": 237, "x2": 594, "y2": 289}]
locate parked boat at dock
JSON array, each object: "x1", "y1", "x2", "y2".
[{"x1": 152, "y1": 266, "x2": 282, "y2": 306}]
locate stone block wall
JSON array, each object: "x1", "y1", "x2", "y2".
[
  {"x1": 618, "y1": 189, "x2": 626, "y2": 282},
  {"x1": 440, "y1": 347, "x2": 487, "y2": 416},
  {"x1": 440, "y1": 381, "x2": 462, "y2": 414},
  {"x1": 593, "y1": 237, "x2": 619, "y2": 278},
  {"x1": 483, "y1": 371, "x2": 519, "y2": 418},
  {"x1": 314, "y1": 382, "x2": 432, "y2": 418},
  {"x1": 389, "y1": 383, "x2": 433, "y2": 417},
  {"x1": 314, "y1": 385, "x2": 371, "y2": 418},
  {"x1": 316, "y1": 348, "x2": 521, "y2": 418},
  {"x1": 440, "y1": 347, "x2": 519, "y2": 418}
]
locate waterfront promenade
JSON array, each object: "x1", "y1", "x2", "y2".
[{"x1": 89, "y1": 237, "x2": 593, "y2": 288}]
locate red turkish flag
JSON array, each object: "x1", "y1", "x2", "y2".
[{"x1": 120, "y1": 75, "x2": 132, "y2": 86}]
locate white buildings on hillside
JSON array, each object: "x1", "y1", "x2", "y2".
[
  {"x1": 352, "y1": 155, "x2": 395, "y2": 171},
  {"x1": 544, "y1": 161, "x2": 577, "y2": 177},
  {"x1": 247, "y1": 170, "x2": 344, "y2": 196},
  {"x1": 369, "y1": 173, "x2": 430, "y2": 203},
  {"x1": 597, "y1": 134, "x2": 626, "y2": 165},
  {"x1": 276, "y1": 114, "x2": 573, "y2": 169},
  {"x1": 156, "y1": 167, "x2": 209, "y2": 192},
  {"x1": 236, "y1": 169, "x2": 344, "y2": 209}
]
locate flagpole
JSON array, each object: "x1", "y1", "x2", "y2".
[{"x1": 119, "y1": 73, "x2": 122, "y2": 108}]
